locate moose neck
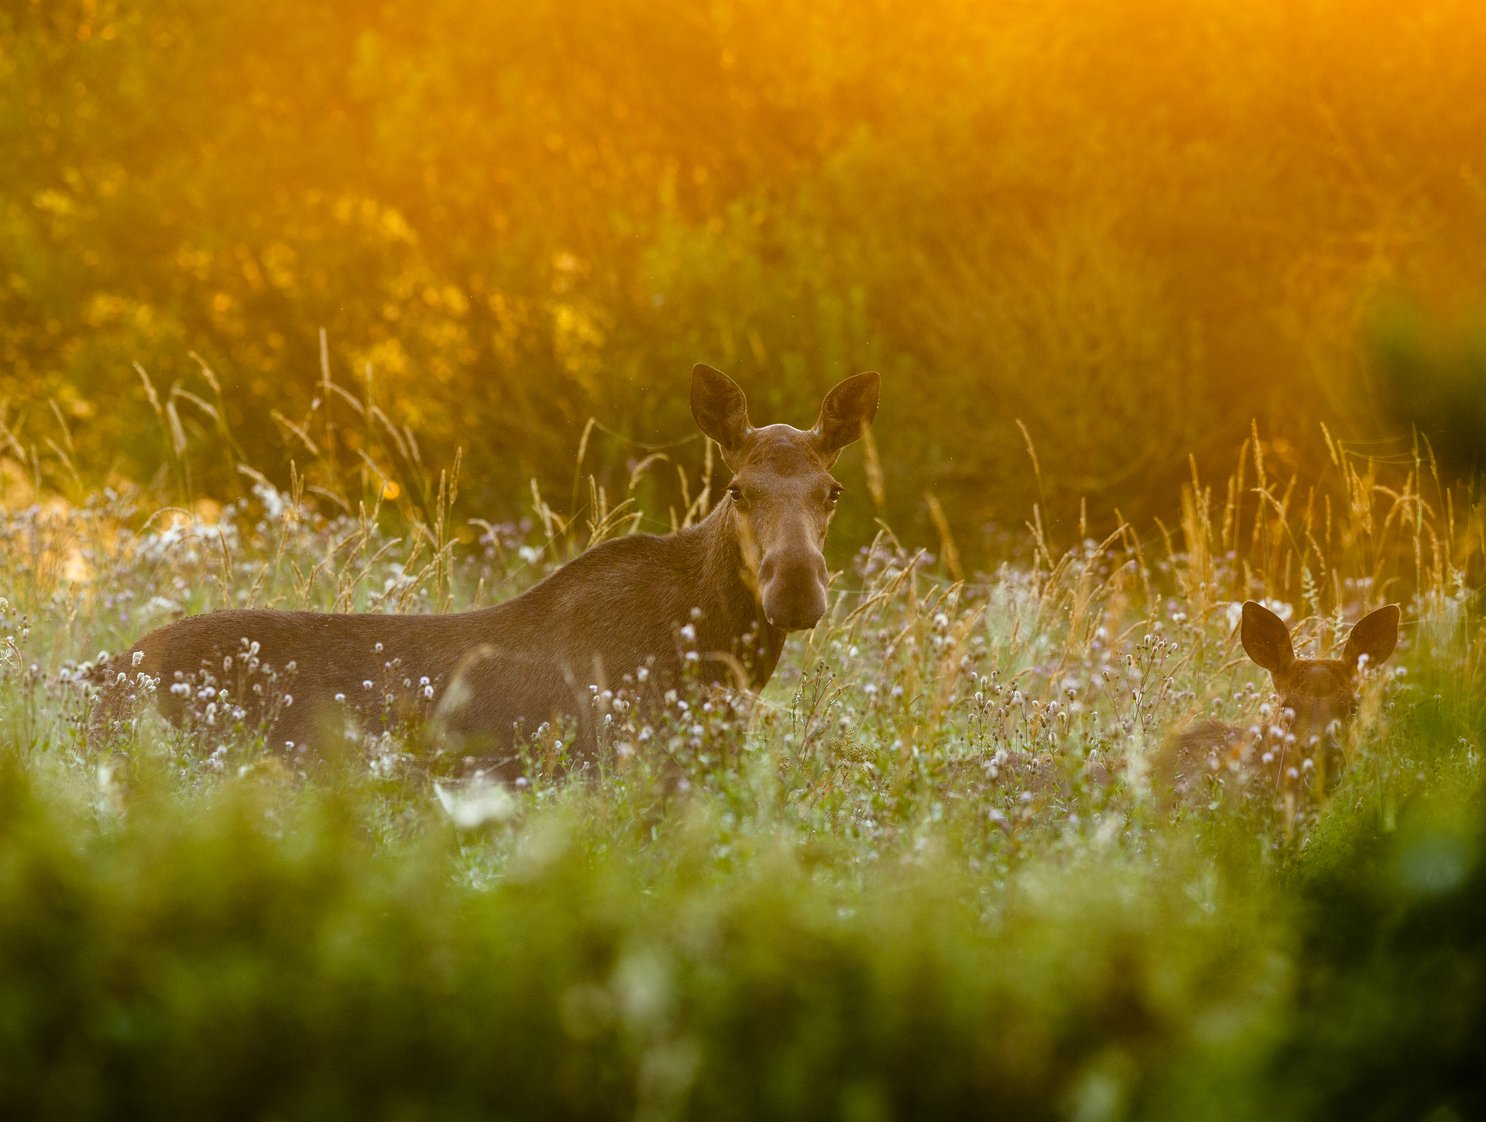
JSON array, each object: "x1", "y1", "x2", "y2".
[{"x1": 689, "y1": 501, "x2": 789, "y2": 689}]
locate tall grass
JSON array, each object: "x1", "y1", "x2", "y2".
[{"x1": 0, "y1": 413, "x2": 1482, "y2": 1118}]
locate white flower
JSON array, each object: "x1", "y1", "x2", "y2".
[{"x1": 434, "y1": 778, "x2": 518, "y2": 829}]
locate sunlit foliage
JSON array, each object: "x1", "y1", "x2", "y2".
[{"x1": 4, "y1": 0, "x2": 1486, "y2": 544}]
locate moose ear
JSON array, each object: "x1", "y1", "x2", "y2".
[
  {"x1": 813, "y1": 371, "x2": 880, "y2": 463},
  {"x1": 1240, "y1": 601, "x2": 1295, "y2": 673},
  {"x1": 1342, "y1": 604, "x2": 1400, "y2": 670},
  {"x1": 691, "y1": 364, "x2": 751, "y2": 462}
]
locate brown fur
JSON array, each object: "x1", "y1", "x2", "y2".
[{"x1": 89, "y1": 365, "x2": 880, "y2": 766}]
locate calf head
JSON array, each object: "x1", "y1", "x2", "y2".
[
  {"x1": 691, "y1": 364, "x2": 880, "y2": 630},
  {"x1": 1240, "y1": 601, "x2": 1401, "y2": 739}
]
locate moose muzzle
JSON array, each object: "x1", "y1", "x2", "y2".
[{"x1": 758, "y1": 549, "x2": 829, "y2": 631}]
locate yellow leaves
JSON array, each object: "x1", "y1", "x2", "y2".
[
  {"x1": 378, "y1": 207, "x2": 414, "y2": 244},
  {"x1": 329, "y1": 196, "x2": 417, "y2": 244},
  {"x1": 83, "y1": 294, "x2": 156, "y2": 332},
  {"x1": 31, "y1": 188, "x2": 74, "y2": 217},
  {"x1": 552, "y1": 301, "x2": 607, "y2": 385},
  {"x1": 84, "y1": 293, "x2": 128, "y2": 327},
  {"x1": 442, "y1": 286, "x2": 469, "y2": 316},
  {"x1": 259, "y1": 243, "x2": 298, "y2": 290},
  {"x1": 362, "y1": 338, "x2": 410, "y2": 378}
]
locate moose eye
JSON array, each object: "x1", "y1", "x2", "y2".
[
  {"x1": 727, "y1": 483, "x2": 744, "y2": 503},
  {"x1": 826, "y1": 485, "x2": 844, "y2": 506}
]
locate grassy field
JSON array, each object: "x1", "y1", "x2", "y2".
[
  {"x1": 1, "y1": 430, "x2": 1481, "y2": 1120},
  {"x1": 7, "y1": 2, "x2": 1485, "y2": 1115}
]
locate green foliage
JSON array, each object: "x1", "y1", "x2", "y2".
[{"x1": 1366, "y1": 295, "x2": 1486, "y2": 478}]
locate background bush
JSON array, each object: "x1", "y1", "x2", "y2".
[{"x1": 4, "y1": 0, "x2": 1486, "y2": 549}]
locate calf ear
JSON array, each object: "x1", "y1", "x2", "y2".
[
  {"x1": 691, "y1": 364, "x2": 752, "y2": 464},
  {"x1": 1241, "y1": 601, "x2": 1295, "y2": 673},
  {"x1": 1343, "y1": 604, "x2": 1400, "y2": 670},
  {"x1": 813, "y1": 371, "x2": 880, "y2": 463}
]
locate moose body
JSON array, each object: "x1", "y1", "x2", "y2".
[{"x1": 90, "y1": 365, "x2": 880, "y2": 763}]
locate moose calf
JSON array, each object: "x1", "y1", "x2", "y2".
[{"x1": 1170, "y1": 600, "x2": 1400, "y2": 799}]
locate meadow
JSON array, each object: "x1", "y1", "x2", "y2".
[
  {"x1": 5, "y1": 0, "x2": 1486, "y2": 1116},
  {"x1": 1, "y1": 414, "x2": 1482, "y2": 1119}
]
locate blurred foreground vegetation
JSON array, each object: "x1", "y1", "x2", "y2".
[
  {"x1": 4, "y1": 0, "x2": 1486, "y2": 547},
  {"x1": 1, "y1": 430, "x2": 1482, "y2": 1118}
]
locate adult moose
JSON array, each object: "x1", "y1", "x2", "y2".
[{"x1": 90, "y1": 365, "x2": 880, "y2": 767}]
